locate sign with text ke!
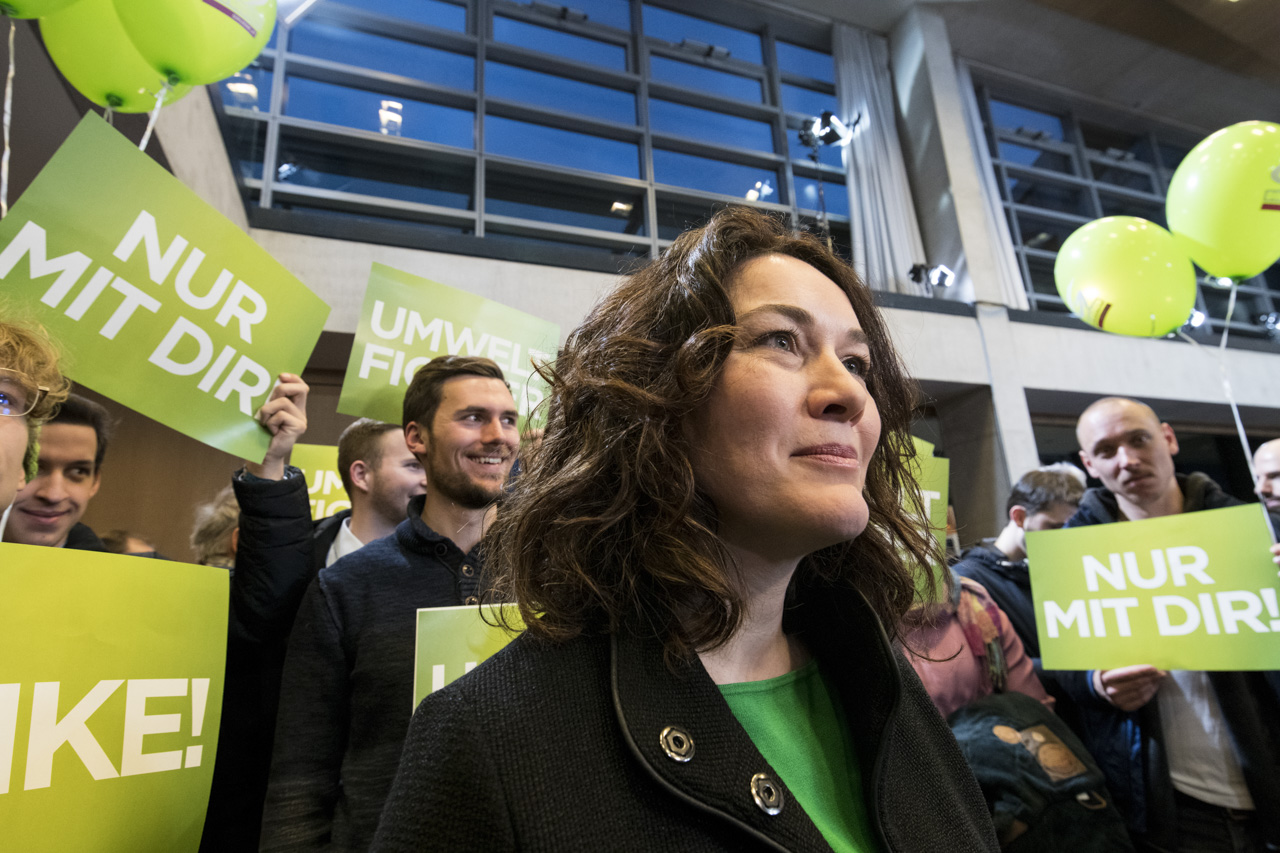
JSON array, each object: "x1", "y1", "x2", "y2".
[
  {"x1": 0, "y1": 544, "x2": 228, "y2": 851},
  {"x1": 1026, "y1": 504, "x2": 1280, "y2": 670}
]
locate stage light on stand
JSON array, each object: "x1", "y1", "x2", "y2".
[{"x1": 797, "y1": 111, "x2": 859, "y2": 250}]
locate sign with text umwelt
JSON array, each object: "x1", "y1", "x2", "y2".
[
  {"x1": 0, "y1": 114, "x2": 329, "y2": 459},
  {"x1": 1027, "y1": 504, "x2": 1280, "y2": 670},
  {"x1": 291, "y1": 443, "x2": 347, "y2": 521},
  {"x1": 0, "y1": 544, "x2": 228, "y2": 851},
  {"x1": 338, "y1": 263, "x2": 558, "y2": 431}
]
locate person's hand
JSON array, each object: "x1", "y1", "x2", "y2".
[
  {"x1": 1092, "y1": 664, "x2": 1165, "y2": 711},
  {"x1": 246, "y1": 373, "x2": 309, "y2": 481}
]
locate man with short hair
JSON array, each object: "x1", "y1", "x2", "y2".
[
  {"x1": 952, "y1": 463, "x2": 1085, "y2": 663},
  {"x1": 1254, "y1": 438, "x2": 1280, "y2": 515},
  {"x1": 3, "y1": 393, "x2": 111, "y2": 551},
  {"x1": 1064, "y1": 396, "x2": 1280, "y2": 853},
  {"x1": 261, "y1": 356, "x2": 519, "y2": 852},
  {"x1": 314, "y1": 418, "x2": 426, "y2": 568}
]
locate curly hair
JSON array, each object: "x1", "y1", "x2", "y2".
[
  {"x1": 0, "y1": 319, "x2": 72, "y2": 478},
  {"x1": 486, "y1": 207, "x2": 938, "y2": 660}
]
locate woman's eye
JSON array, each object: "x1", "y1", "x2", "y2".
[
  {"x1": 760, "y1": 331, "x2": 795, "y2": 351},
  {"x1": 843, "y1": 356, "x2": 870, "y2": 377}
]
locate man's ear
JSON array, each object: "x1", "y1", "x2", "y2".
[
  {"x1": 1161, "y1": 422, "x2": 1179, "y2": 457},
  {"x1": 1078, "y1": 449, "x2": 1097, "y2": 479},
  {"x1": 349, "y1": 459, "x2": 372, "y2": 495},
  {"x1": 1009, "y1": 505, "x2": 1028, "y2": 529},
  {"x1": 404, "y1": 422, "x2": 429, "y2": 457}
]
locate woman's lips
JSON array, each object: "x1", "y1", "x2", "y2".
[{"x1": 794, "y1": 444, "x2": 860, "y2": 467}]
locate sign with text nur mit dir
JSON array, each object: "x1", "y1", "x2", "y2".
[
  {"x1": 1026, "y1": 504, "x2": 1280, "y2": 671},
  {"x1": 0, "y1": 114, "x2": 330, "y2": 460},
  {"x1": 0, "y1": 544, "x2": 228, "y2": 852},
  {"x1": 338, "y1": 263, "x2": 559, "y2": 431}
]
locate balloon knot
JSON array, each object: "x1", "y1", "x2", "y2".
[{"x1": 106, "y1": 94, "x2": 124, "y2": 108}]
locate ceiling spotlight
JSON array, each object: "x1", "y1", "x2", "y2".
[
  {"x1": 378, "y1": 100, "x2": 403, "y2": 137},
  {"x1": 809, "y1": 111, "x2": 853, "y2": 147},
  {"x1": 1188, "y1": 309, "x2": 1206, "y2": 328},
  {"x1": 744, "y1": 180, "x2": 774, "y2": 202},
  {"x1": 909, "y1": 264, "x2": 954, "y2": 287},
  {"x1": 1215, "y1": 276, "x2": 1235, "y2": 288},
  {"x1": 928, "y1": 264, "x2": 955, "y2": 287},
  {"x1": 609, "y1": 201, "x2": 634, "y2": 215}
]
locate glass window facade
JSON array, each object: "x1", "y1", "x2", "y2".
[
  {"x1": 974, "y1": 81, "x2": 1280, "y2": 337},
  {"x1": 213, "y1": 0, "x2": 850, "y2": 268}
]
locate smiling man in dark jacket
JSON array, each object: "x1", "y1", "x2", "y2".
[{"x1": 1060, "y1": 397, "x2": 1280, "y2": 853}]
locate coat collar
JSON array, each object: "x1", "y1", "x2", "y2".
[{"x1": 608, "y1": 578, "x2": 901, "y2": 852}]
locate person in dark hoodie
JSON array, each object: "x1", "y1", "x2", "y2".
[{"x1": 1061, "y1": 396, "x2": 1280, "y2": 853}]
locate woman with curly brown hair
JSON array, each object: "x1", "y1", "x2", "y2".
[{"x1": 373, "y1": 208, "x2": 998, "y2": 852}]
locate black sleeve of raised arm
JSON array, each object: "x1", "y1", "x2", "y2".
[{"x1": 230, "y1": 467, "x2": 317, "y2": 646}]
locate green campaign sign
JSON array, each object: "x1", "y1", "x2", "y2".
[
  {"x1": 291, "y1": 443, "x2": 347, "y2": 521},
  {"x1": 0, "y1": 544, "x2": 228, "y2": 851},
  {"x1": 0, "y1": 114, "x2": 330, "y2": 460},
  {"x1": 412, "y1": 604, "x2": 523, "y2": 710},
  {"x1": 1026, "y1": 504, "x2": 1280, "y2": 671},
  {"x1": 909, "y1": 436, "x2": 950, "y2": 602},
  {"x1": 338, "y1": 263, "x2": 559, "y2": 431}
]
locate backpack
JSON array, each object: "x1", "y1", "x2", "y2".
[{"x1": 948, "y1": 691, "x2": 1134, "y2": 852}]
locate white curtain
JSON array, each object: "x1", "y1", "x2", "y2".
[
  {"x1": 954, "y1": 61, "x2": 1029, "y2": 309},
  {"x1": 833, "y1": 23, "x2": 928, "y2": 296}
]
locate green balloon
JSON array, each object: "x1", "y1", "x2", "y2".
[
  {"x1": 1054, "y1": 216, "x2": 1197, "y2": 338},
  {"x1": 113, "y1": 0, "x2": 276, "y2": 87},
  {"x1": 41, "y1": 0, "x2": 191, "y2": 113},
  {"x1": 1166, "y1": 121, "x2": 1280, "y2": 280},
  {"x1": 0, "y1": 0, "x2": 79, "y2": 19}
]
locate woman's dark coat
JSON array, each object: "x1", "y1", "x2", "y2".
[{"x1": 372, "y1": 574, "x2": 999, "y2": 852}]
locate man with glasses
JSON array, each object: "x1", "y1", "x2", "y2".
[{"x1": 0, "y1": 321, "x2": 70, "y2": 536}]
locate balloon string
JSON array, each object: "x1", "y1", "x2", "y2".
[
  {"x1": 1177, "y1": 325, "x2": 1278, "y2": 544},
  {"x1": 1218, "y1": 279, "x2": 1239, "y2": 355},
  {"x1": 1, "y1": 19, "x2": 15, "y2": 219},
  {"x1": 105, "y1": 107, "x2": 114, "y2": 127},
  {"x1": 139, "y1": 85, "x2": 166, "y2": 152}
]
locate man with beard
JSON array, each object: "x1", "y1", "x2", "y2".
[{"x1": 260, "y1": 356, "x2": 519, "y2": 852}]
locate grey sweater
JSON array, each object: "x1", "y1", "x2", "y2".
[{"x1": 260, "y1": 496, "x2": 485, "y2": 852}]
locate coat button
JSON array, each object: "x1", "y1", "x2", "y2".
[
  {"x1": 750, "y1": 773, "x2": 784, "y2": 815},
  {"x1": 435, "y1": 543, "x2": 448, "y2": 556},
  {"x1": 461, "y1": 564, "x2": 475, "y2": 577},
  {"x1": 659, "y1": 726, "x2": 695, "y2": 762},
  {"x1": 464, "y1": 595, "x2": 479, "y2": 605}
]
